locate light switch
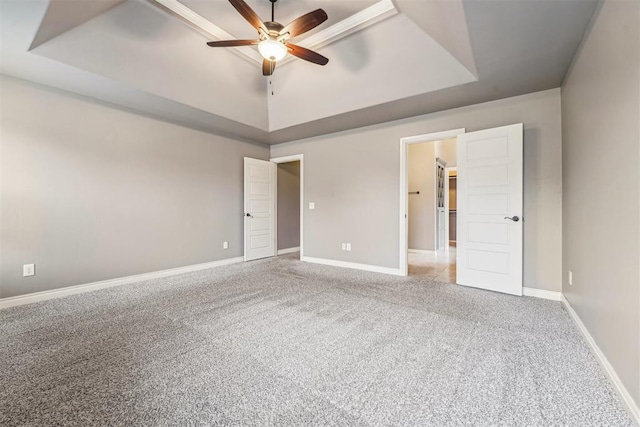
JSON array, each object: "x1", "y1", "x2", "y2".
[
  {"x1": 23, "y1": 264, "x2": 35, "y2": 277},
  {"x1": 341, "y1": 243, "x2": 346, "y2": 251},
  {"x1": 346, "y1": 243, "x2": 351, "y2": 251},
  {"x1": 309, "y1": 202, "x2": 315, "y2": 210}
]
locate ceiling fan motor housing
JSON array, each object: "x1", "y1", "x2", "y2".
[{"x1": 264, "y1": 21, "x2": 285, "y2": 38}]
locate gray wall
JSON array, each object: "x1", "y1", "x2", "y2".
[
  {"x1": 277, "y1": 161, "x2": 300, "y2": 251},
  {"x1": 0, "y1": 76, "x2": 269, "y2": 299},
  {"x1": 271, "y1": 88, "x2": 563, "y2": 291},
  {"x1": 408, "y1": 142, "x2": 435, "y2": 251},
  {"x1": 561, "y1": 0, "x2": 639, "y2": 407}
]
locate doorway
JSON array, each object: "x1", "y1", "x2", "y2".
[
  {"x1": 406, "y1": 136, "x2": 459, "y2": 284},
  {"x1": 276, "y1": 160, "x2": 301, "y2": 258},
  {"x1": 243, "y1": 155, "x2": 304, "y2": 262},
  {"x1": 271, "y1": 155, "x2": 304, "y2": 260},
  {"x1": 399, "y1": 124, "x2": 524, "y2": 296}
]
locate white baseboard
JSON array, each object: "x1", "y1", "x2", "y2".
[
  {"x1": 0, "y1": 256, "x2": 244, "y2": 310},
  {"x1": 562, "y1": 295, "x2": 640, "y2": 424},
  {"x1": 408, "y1": 249, "x2": 434, "y2": 254},
  {"x1": 523, "y1": 287, "x2": 562, "y2": 301},
  {"x1": 277, "y1": 247, "x2": 300, "y2": 255},
  {"x1": 301, "y1": 256, "x2": 403, "y2": 276}
]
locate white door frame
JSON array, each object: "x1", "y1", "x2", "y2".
[
  {"x1": 270, "y1": 154, "x2": 304, "y2": 258},
  {"x1": 399, "y1": 129, "x2": 465, "y2": 276},
  {"x1": 444, "y1": 166, "x2": 457, "y2": 254}
]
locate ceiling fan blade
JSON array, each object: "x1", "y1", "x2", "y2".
[
  {"x1": 286, "y1": 43, "x2": 329, "y2": 66},
  {"x1": 207, "y1": 40, "x2": 259, "y2": 47},
  {"x1": 229, "y1": 0, "x2": 267, "y2": 33},
  {"x1": 281, "y1": 9, "x2": 328, "y2": 38},
  {"x1": 262, "y1": 59, "x2": 276, "y2": 76}
]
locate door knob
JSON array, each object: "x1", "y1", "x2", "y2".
[
  {"x1": 504, "y1": 216, "x2": 520, "y2": 222},
  {"x1": 245, "y1": 213, "x2": 254, "y2": 218}
]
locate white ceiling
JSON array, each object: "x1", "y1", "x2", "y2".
[{"x1": 0, "y1": 0, "x2": 599, "y2": 145}]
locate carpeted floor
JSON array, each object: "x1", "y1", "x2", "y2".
[{"x1": 0, "y1": 253, "x2": 634, "y2": 426}]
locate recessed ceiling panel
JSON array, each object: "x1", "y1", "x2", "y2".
[
  {"x1": 30, "y1": 0, "x2": 127, "y2": 49},
  {"x1": 180, "y1": 0, "x2": 380, "y2": 41},
  {"x1": 31, "y1": 0, "x2": 269, "y2": 130},
  {"x1": 267, "y1": 14, "x2": 477, "y2": 130},
  {"x1": 2, "y1": 0, "x2": 600, "y2": 144}
]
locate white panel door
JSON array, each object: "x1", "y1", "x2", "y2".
[
  {"x1": 244, "y1": 158, "x2": 276, "y2": 261},
  {"x1": 457, "y1": 124, "x2": 523, "y2": 295}
]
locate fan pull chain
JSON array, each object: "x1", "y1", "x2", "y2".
[{"x1": 269, "y1": 58, "x2": 275, "y2": 95}]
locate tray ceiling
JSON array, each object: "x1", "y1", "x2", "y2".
[{"x1": 0, "y1": 0, "x2": 599, "y2": 144}]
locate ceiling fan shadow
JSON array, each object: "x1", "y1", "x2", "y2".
[
  {"x1": 247, "y1": 70, "x2": 271, "y2": 94},
  {"x1": 332, "y1": 32, "x2": 370, "y2": 72}
]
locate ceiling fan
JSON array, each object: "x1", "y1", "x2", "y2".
[{"x1": 206, "y1": 0, "x2": 329, "y2": 76}]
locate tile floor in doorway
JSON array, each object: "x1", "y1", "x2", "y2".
[{"x1": 408, "y1": 246, "x2": 456, "y2": 283}]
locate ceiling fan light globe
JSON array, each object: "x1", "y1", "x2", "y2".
[{"x1": 258, "y1": 39, "x2": 287, "y2": 62}]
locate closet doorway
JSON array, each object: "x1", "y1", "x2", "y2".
[{"x1": 405, "y1": 136, "x2": 458, "y2": 284}]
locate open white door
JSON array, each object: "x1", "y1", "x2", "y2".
[
  {"x1": 457, "y1": 123, "x2": 523, "y2": 295},
  {"x1": 244, "y1": 157, "x2": 276, "y2": 261}
]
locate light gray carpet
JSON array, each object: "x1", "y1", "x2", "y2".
[{"x1": 0, "y1": 253, "x2": 634, "y2": 426}]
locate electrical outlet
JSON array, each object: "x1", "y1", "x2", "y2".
[
  {"x1": 23, "y1": 264, "x2": 35, "y2": 277},
  {"x1": 568, "y1": 271, "x2": 573, "y2": 285},
  {"x1": 341, "y1": 243, "x2": 346, "y2": 251},
  {"x1": 309, "y1": 202, "x2": 315, "y2": 210},
  {"x1": 223, "y1": 241, "x2": 229, "y2": 249},
  {"x1": 346, "y1": 243, "x2": 351, "y2": 251}
]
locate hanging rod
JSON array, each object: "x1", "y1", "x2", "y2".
[{"x1": 409, "y1": 191, "x2": 420, "y2": 195}]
